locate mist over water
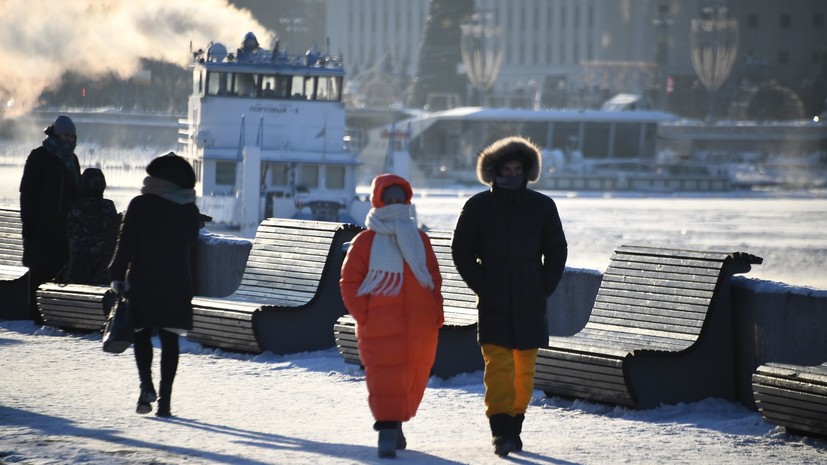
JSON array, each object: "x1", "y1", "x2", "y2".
[{"x1": 0, "y1": 0, "x2": 272, "y2": 117}]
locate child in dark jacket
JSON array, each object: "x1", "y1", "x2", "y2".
[{"x1": 58, "y1": 168, "x2": 120, "y2": 285}]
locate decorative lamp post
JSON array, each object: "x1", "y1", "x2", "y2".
[
  {"x1": 460, "y1": 10, "x2": 504, "y2": 106},
  {"x1": 690, "y1": 3, "x2": 739, "y2": 120},
  {"x1": 651, "y1": 2, "x2": 673, "y2": 108}
]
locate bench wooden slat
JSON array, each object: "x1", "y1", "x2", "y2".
[
  {"x1": 752, "y1": 362, "x2": 827, "y2": 437},
  {"x1": 0, "y1": 206, "x2": 29, "y2": 320},
  {"x1": 33, "y1": 218, "x2": 361, "y2": 355},
  {"x1": 187, "y1": 218, "x2": 361, "y2": 354},
  {"x1": 36, "y1": 283, "x2": 109, "y2": 332},
  {"x1": 536, "y1": 245, "x2": 761, "y2": 408}
]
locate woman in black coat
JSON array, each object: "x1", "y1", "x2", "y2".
[
  {"x1": 109, "y1": 152, "x2": 201, "y2": 417},
  {"x1": 19, "y1": 115, "x2": 81, "y2": 322},
  {"x1": 452, "y1": 136, "x2": 567, "y2": 456}
]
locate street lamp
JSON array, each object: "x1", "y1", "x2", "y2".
[
  {"x1": 460, "y1": 10, "x2": 504, "y2": 106},
  {"x1": 690, "y1": 2, "x2": 739, "y2": 120},
  {"x1": 651, "y1": 2, "x2": 673, "y2": 108}
]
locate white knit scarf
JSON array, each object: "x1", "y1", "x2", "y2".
[{"x1": 357, "y1": 203, "x2": 434, "y2": 296}]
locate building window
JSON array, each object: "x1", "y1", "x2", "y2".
[
  {"x1": 747, "y1": 14, "x2": 758, "y2": 28},
  {"x1": 779, "y1": 14, "x2": 791, "y2": 28},
  {"x1": 778, "y1": 51, "x2": 790, "y2": 65},
  {"x1": 815, "y1": 14, "x2": 824, "y2": 28}
]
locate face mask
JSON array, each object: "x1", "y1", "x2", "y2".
[{"x1": 495, "y1": 175, "x2": 525, "y2": 190}]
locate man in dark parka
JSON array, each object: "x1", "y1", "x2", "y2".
[
  {"x1": 19, "y1": 115, "x2": 81, "y2": 322},
  {"x1": 452, "y1": 136, "x2": 567, "y2": 457}
]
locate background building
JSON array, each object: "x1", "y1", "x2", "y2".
[{"x1": 319, "y1": 0, "x2": 825, "y2": 117}]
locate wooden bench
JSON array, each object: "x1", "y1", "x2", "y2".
[
  {"x1": 334, "y1": 229, "x2": 483, "y2": 379},
  {"x1": 0, "y1": 206, "x2": 30, "y2": 320},
  {"x1": 37, "y1": 283, "x2": 110, "y2": 331},
  {"x1": 187, "y1": 218, "x2": 362, "y2": 354},
  {"x1": 752, "y1": 362, "x2": 827, "y2": 438},
  {"x1": 535, "y1": 245, "x2": 762, "y2": 408},
  {"x1": 35, "y1": 228, "x2": 251, "y2": 333}
]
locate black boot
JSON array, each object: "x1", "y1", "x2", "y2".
[
  {"x1": 513, "y1": 413, "x2": 525, "y2": 452},
  {"x1": 488, "y1": 414, "x2": 514, "y2": 457},
  {"x1": 135, "y1": 382, "x2": 157, "y2": 415},
  {"x1": 155, "y1": 383, "x2": 172, "y2": 418},
  {"x1": 396, "y1": 422, "x2": 407, "y2": 450},
  {"x1": 374, "y1": 421, "x2": 399, "y2": 458}
]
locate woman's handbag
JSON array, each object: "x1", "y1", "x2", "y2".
[{"x1": 102, "y1": 290, "x2": 134, "y2": 353}]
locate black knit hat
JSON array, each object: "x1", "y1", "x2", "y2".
[
  {"x1": 80, "y1": 168, "x2": 106, "y2": 197},
  {"x1": 146, "y1": 152, "x2": 196, "y2": 189}
]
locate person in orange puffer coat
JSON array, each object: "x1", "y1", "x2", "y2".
[{"x1": 339, "y1": 173, "x2": 444, "y2": 459}]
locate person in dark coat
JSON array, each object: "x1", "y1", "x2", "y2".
[
  {"x1": 19, "y1": 115, "x2": 81, "y2": 323},
  {"x1": 108, "y1": 152, "x2": 202, "y2": 418},
  {"x1": 451, "y1": 136, "x2": 567, "y2": 457},
  {"x1": 58, "y1": 168, "x2": 120, "y2": 285}
]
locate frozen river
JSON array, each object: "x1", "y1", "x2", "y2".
[{"x1": 2, "y1": 163, "x2": 825, "y2": 290}]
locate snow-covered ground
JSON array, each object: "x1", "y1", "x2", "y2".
[{"x1": 2, "y1": 319, "x2": 826, "y2": 465}]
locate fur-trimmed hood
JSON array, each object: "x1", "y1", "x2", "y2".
[{"x1": 476, "y1": 136, "x2": 542, "y2": 186}]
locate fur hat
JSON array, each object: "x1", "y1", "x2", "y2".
[
  {"x1": 146, "y1": 152, "x2": 196, "y2": 189},
  {"x1": 369, "y1": 173, "x2": 413, "y2": 208},
  {"x1": 476, "y1": 136, "x2": 542, "y2": 186}
]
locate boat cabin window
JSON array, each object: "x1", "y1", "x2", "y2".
[
  {"x1": 236, "y1": 73, "x2": 258, "y2": 97},
  {"x1": 325, "y1": 165, "x2": 345, "y2": 189},
  {"x1": 215, "y1": 161, "x2": 237, "y2": 185},
  {"x1": 206, "y1": 71, "x2": 236, "y2": 96},
  {"x1": 291, "y1": 75, "x2": 312, "y2": 100},
  {"x1": 268, "y1": 163, "x2": 289, "y2": 186},
  {"x1": 261, "y1": 76, "x2": 290, "y2": 98},
  {"x1": 316, "y1": 76, "x2": 342, "y2": 101},
  {"x1": 203, "y1": 70, "x2": 341, "y2": 101},
  {"x1": 299, "y1": 165, "x2": 319, "y2": 188}
]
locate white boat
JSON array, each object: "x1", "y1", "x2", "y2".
[{"x1": 178, "y1": 32, "x2": 368, "y2": 236}]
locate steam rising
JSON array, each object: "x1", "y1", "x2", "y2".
[{"x1": 1, "y1": 0, "x2": 273, "y2": 117}]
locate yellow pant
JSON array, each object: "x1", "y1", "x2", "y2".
[{"x1": 480, "y1": 344, "x2": 539, "y2": 417}]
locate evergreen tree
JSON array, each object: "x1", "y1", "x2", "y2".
[{"x1": 409, "y1": 0, "x2": 474, "y2": 109}]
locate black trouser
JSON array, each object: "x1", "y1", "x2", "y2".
[{"x1": 133, "y1": 328, "x2": 180, "y2": 398}]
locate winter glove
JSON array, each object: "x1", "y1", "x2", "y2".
[{"x1": 110, "y1": 280, "x2": 130, "y2": 295}]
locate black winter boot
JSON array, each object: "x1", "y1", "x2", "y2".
[
  {"x1": 513, "y1": 413, "x2": 525, "y2": 452},
  {"x1": 374, "y1": 422, "x2": 399, "y2": 459},
  {"x1": 155, "y1": 383, "x2": 172, "y2": 418},
  {"x1": 396, "y1": 422, "x2": 407, "y2": 450},
  {"x1": 488, "y1": 414, "x2": 514, "y2": 457},
  {"x1": 135, "y1": 383, "x2": 157, "y2": 415}
]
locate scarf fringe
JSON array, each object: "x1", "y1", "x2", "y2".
[
  {"x1": 357, "y1": 204, "x2": 434, "y2": 297},
  {"x1": 357, "y1": 270, "x2": 403, "y2": 297}
]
